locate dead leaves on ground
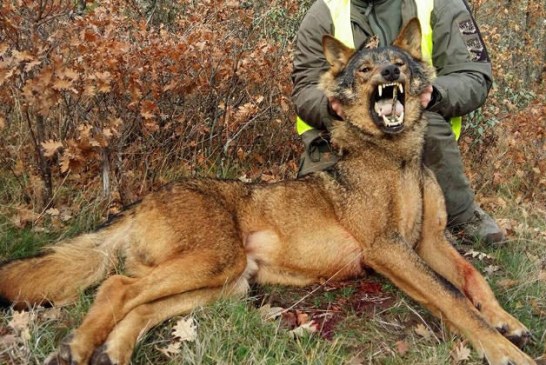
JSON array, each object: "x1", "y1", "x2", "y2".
[
  {"x1": 157, "y1": 316, "x2": 198, "y2": 358},
  {"x1": 0, "y1": 307, "x2": 62, "y2": 363}
]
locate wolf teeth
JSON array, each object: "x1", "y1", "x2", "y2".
[
  {"x1": 377, "y1": 82, "x2": 404, "y2": 97},
  {"x1": 382, "y1": 111, "x2": 404, "y2": 127}
]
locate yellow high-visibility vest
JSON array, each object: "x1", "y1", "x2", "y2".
[{"x1": 296, "y1": 0, "x2": 462, "y2": 140}]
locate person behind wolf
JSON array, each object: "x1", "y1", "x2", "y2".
[{"x1": 292, "y1": 0, "x2": 505, "y2": 245}]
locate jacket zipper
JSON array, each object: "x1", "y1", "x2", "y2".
[{"x1": 370, "y1": 3, "x2": 388, "y2": 46}]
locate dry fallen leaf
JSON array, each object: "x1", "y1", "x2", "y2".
[
  {"x1": 484, "y1": 265, "x2": 500, "y2": 275},
  {"x1": 46, "y1": 208, "x2": 60, "y2": 216},
  {"x1": 395, "y1": 339, "x2": 410, "y2": 356},
  {"x1": 497, "y1": 279, "x2": 520, "y2": 289},
  {"x1": 8, "y1": 310, "x2": 33, "y2": 342},
  {"x1": 8, "y1": 311, "x2": 32, "y2": 333},
  {"x1": 288, "y1": 320, "x2": 318, "y2": 338},
  {"x1": 0, "y1": 334, "x2": 18, "y2": 347},
  {"x1": 451, "y1": 341, "x2": 471, "y2": 363},
  {"x1": 258, "y1": 304, "x2": 284, "y2": 321},
  {"x1": 172, "y1": 316, "x2": 197, "y2": 342},
  {"x1": 414, "y1": 324, "x2": 433, "y2": 340},
  {"x1": 157, "y1": 341, "x2": 182, "y2": 358},
  {"x1": 530, "y1": 299, "x2": 546, "y2": 317},
  {"x1": 41, "y1": 140, "x2": 63, "y2": 158},
  {"x1": 464, "y1": 250, "x2": 493, "y2": 261},
  {"x1": 539, "y1": 271, "x2": 546, "y2": 283}
]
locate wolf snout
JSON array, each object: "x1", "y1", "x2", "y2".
[{"x1": 381, "y1": 64, "x2": 401, "y2": 81}]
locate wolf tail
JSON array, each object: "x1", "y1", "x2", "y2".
[{"x1": 0, "y1": 212, "x2": 133, "y2": 309}]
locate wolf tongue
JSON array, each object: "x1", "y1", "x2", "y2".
[{"x1": 374, "y1": 99, "x2": 403, "y2": 117}]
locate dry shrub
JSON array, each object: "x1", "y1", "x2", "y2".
[
  {"x1": 460, "y1": 0, "x2": 545, "y2": 209},
  {"x1": 0, "y1": 0, "x2": 305, "y2": 218},
  {"x1": 0, "y1": 0, "x2": 544, "y2": 225}
]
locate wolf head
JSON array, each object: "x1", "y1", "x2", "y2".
[{"x1": 320, "y1": 19, "x2": 435, "y2": 139}]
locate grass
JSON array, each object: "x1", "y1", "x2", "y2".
[{"x1": 0, "y1": 205, "x2": 545, "y2": 364}]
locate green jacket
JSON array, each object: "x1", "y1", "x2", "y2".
[{"x1": 291, "y1": 0, "x2": 493, "y2": 131}]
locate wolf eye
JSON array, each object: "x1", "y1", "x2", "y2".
[
  {"x1": 394, "y1": 60, "x2": 405, "y2": 67},
  {"x1": 359, "y1": 66, "x2": 371, "y2": 73}
]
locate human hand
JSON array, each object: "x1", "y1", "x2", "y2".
[
  {"x1": 328, "y1": 96, "x2": 345, "y2": 120},
  {"x1": 420, "y1": 85, "x2": 433, "y2": 108}
]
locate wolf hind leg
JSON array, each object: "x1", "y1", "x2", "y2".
[
  {"x1": 49, "y1": 244, "x2": 247, "y2": 365},
  {"x1": 88, "y1": 262, "x2": 254, "y2": 365},
  {"x1": 418, "y1": 173, "x2": 531, "y2": 347},
  {"x1": 46, "y1": 281, "x2": 247, "y2": 365}
]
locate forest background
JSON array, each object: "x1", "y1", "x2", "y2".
[{"x1": 0, "y1": 0, "x2": 545, "y2": 364}]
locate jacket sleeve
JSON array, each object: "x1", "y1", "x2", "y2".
[
  {"x1": 291, "y1": 1, "x2": 336, "y2": 130},
  {"x1": 427, "y1": 0, "x2": 493, "y2": 118}
]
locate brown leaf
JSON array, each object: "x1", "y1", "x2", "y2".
[
  {"x1": 42, "y1": 140, "x2": 63, "y2": 158},
  {"x1": 450, "y1": 341, "x2": 471, "y2": 363},
  {"x1": 258, "y1": 304, "x2": 284, "y2": 321},
  {"x1": 464, "y1": 250, "x2": 493, "y2": 261},
  {"x1": 395, "y1": 340, "x2": 409, "y2": 355},
  {"x1": 288, "y1": 320, "x2": 318, "y2": 338},
  {"x1": 45, "y1": 208, "x2": 60, "y2": 216},
  {"x1": 24, "y1": 60, "x2": 41, "y2": 73},
  {"x1": 414, "y1": 324, "x2": 433, "y2": 340},
  {"x1": 497, "y1": 279, "x2": 520, "y2": 289},
  {"x1": 157, "y1": 341, "x2": 181, "y2": 358},
  {"x1": 172, "y1": 317, "x2": 197, "y2": 342},
  {"x1": 52, "y1": 79, "x2": 73, "y2": 91}
]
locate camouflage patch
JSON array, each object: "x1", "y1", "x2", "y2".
[
  {"x1": 458, "y1": 18, "x2": 488, "y2": 62},
  {"x1": 458, "y1": 19, "x2": 477, "y2": 35},
  {"x1": 465, "y1": 37, "x2": 486, "y2": 62}
]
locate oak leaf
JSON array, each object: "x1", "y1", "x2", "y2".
[
  {"x1": 450, "y1": 341, "x2": 471, "y2": 363},
  {"x1": 53, "y1": 79, "x2": 73, "y2": 91},
  {"x1": 157, "y1": 341, "x2": 181, "y2": 358},
  {"x1": 414, "y1": 324, "x2": 433, "y2": 340},
  {"x1": 288, "y1": 320, "x2": 318, "y2": 338},
  {"x1": 41, "y1": 140, "x2": 63, "y2": 158},
  {"x1": 172, "y1": 317, "x2": 197, "y2": 342}
]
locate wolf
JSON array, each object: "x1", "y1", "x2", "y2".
[{"x1": 0, "y1": 19, "x2": 536, "y2": 365}]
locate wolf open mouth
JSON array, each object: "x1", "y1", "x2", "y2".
[{"x1": 371, "y1": 82, "x2": 405, "y2": 134}]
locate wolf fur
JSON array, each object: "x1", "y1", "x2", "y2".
[{"x1": 0, "y1": 19, "x2": 536, "y2": 365}]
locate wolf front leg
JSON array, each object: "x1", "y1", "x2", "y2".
[
  {"x1": 365, "y1": 238, "x2": 536, "y2": 365},
  {"x1": 418, "y1": 172, "x2": 531, "y2": 347}
]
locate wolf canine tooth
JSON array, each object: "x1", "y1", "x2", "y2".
[{"x1": 378, "y1": 84, "x2": 383, "y2": 97}]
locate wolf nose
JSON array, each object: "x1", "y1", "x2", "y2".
[{"x1": 381, "y1": 65, "x2": 401, "y2": 81}]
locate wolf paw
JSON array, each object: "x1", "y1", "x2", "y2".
[
  {"x1": 43, "y1": 334, "x2": 79, "y2": 365},
  {"x1": 90, "y1": 345, "x2": 116, "y2": 365},
  {"x1": 496, "y1": 324, "x2": 532, "y2": 349},
  {"x1": 483, "y1": 340, "x2": 536, "y2": 365}
]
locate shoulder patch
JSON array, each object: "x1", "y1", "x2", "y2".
[
  {"x1": 458, "y1": 19, "x2": 477, "y2": 35},
  {"x1": 458, "y1": 18, "x2": 488, "y2": 62}
]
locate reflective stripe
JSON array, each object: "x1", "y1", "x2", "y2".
[
  {"x1": 296, "y1": 0, "x2": 353, "y2": 135},
  {"x1": 324, "y1": 0, "x2": 354, "y2": 48},
  {"x1": 450, "y1": 116, "x2": 462, "y2": 140},
  {"x1": 296, "y1": 115, "x2": 314, "y2": 135},
  {"x1": 416, "y1": 0, "x2": 434, "y2": 65},
  {"x1": 416, "y1": 0, "x2": 461, "y2": 140},
  {"x1": 296, "y1": 0, "x2": 462, "y2": 140}
]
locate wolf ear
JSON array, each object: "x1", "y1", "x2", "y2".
[
  {"x1": 392, "y1": 18, "x2": 423, "y2": 60},
  {"x1": 322, "y1": 35, "x2": 354, "y2": 69}
]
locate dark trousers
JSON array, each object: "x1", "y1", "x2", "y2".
[{"x1": 423, "y1": 111, "x2": 474, "y2": 226}]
